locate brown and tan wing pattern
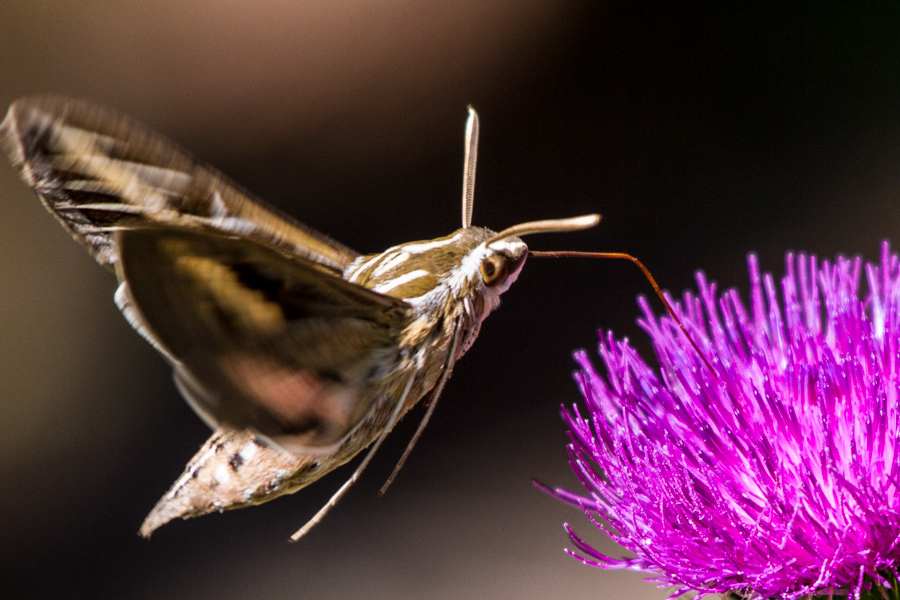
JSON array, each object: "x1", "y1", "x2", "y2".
[
  {"x1": 0, "y1": 96, "x2": 357, "y2": 273},
  {"x1": 117, "y1": 227, "x2": 410, "y2": 452}
]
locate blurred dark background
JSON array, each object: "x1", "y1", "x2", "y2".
[{"x1": 2, "y1": 3, "x2": 900, "y2": 598}]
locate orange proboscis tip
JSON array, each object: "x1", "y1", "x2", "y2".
[{"x1": 528, "y1": 250, "x2": 716, "y2": 377}]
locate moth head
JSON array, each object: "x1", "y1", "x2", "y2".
[
  {"x1": 456, "y1": 109, "x2": 599, "y2": 296},
  {"x1": 469, "y1": 214, "x2": 601, "y2": 294},
  {"x1": 475, "y1": 235, "x2": 528, "y2": 292}
]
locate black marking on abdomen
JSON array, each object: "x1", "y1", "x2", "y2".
[{"x1": 229, "y1": 452, "x2": 243, "y2": 471}]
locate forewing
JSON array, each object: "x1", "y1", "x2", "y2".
[
  {"x1": 117, "y1": 227, "x2": 410, "y2": 452},
  {"x1": 0, "y1": 95, "x2": 357, "y2": 272}
]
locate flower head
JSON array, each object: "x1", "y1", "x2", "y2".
[{"x1": 551, "y1": 243, "x2": 900, "y2": 600}]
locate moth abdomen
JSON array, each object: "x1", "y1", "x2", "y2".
[{"x1": 3, "y1": 97, "x2": 601, "y2": 540}]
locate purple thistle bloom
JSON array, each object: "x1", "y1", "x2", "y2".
[{"x1": 549, "y1": 242, "x2": 900, "y2": 600}]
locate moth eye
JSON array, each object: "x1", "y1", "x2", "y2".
[{"x1": 480, "y1": 255, "x2": 509, "y2": 287}]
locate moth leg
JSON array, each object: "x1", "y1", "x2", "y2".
[
  {"x1": 378, "y1": 316, "x2": 464, "y2": 496},
  {"x1": 288, "y1": 372, "x2": 416, "y2": 542}
]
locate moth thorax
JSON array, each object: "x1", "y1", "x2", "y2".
[{"x1": 345, "y1": 227, "x2": 526, "y2": 303}]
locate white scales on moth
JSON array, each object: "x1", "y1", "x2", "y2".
[{"x1": 3, "y1": 97, "x2": 694, "y2": 541}]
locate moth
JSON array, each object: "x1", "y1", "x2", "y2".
[{"x1": 1, "y1": 97, "x2": 610, "y2": 540}]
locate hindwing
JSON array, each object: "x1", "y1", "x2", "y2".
[{"x1": 117, "y1": 227, "x2": 411, "y2": 452}]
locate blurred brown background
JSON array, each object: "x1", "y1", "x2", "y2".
[{"x1": 3, "y1": 3, "x2": 900, "y2": 598}]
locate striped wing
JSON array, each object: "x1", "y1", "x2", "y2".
[{"x1": 0, "y1": 96, "x2": 357, "y2": 273}]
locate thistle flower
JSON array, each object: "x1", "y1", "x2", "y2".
[{"x1": 549, "y1": 243, "x2": 900, "y2": 600}]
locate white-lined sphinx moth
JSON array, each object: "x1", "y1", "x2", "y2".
[{"x1": 1, "y1": 97, "x2": 601, "y2": 540}]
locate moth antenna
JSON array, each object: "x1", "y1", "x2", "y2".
[
  {"x1": 289, "y1": 373, "x2": 417, "y2": 542},
  {"x1": 461, "y1": 107, "x2": 479, "y2": 229},
  {"x1": 529, "y1": 250, "x2": 716, "y2": 377},
  {"x1": 485, "y1": 214, "x2": 601, "y2": 246},
  {"x1": 378, "y1": 316, "x2": 464, "y2": 496}
]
